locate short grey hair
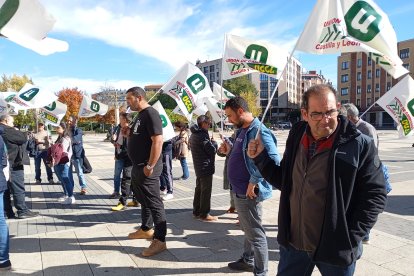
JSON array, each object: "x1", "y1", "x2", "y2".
[
  {"x1": 342, "y1": 103, "x2": 359, "y2": 118},
  {"x1": 0, "y1": 114, "x2": 12, "y2": 123}
]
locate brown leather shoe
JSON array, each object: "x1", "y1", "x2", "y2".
[
  {"x1": 128, "y1": 228, "x2": 154, "y2": 239},
  {"x1": 80, "y1": 188, "x2": 87, "y2": 195},
  {"x1": 141, "y1": 239, "x2": 167, "y2": 257},
  {"x1": 226, "y1": 207, "x2": 236, "y2": 213},
  {"x1": 200, "y1": 214, "x2": 218, "y2": 222}
]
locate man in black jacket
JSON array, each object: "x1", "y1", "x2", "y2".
[
  {"x1": 247, "y1": 84, "x2": 387, "y2": 275},
  {"x1": 0, "y1": 115, "x2": 39, "y2": 219},
  {"x1": 189, "y1": 115, "x2": 218, "y2": 222}
]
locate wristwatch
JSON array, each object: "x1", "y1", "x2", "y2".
[{"x1": 146, "y1": 164, "x2": 153, "y2": 170}]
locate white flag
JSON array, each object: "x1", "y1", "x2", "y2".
[
  {"x1": 78, "y1": 96, "x2": 108, "y2": 118},
  {"x1": 39, "y1": 101, "x2": 67, "y2": 126},
  {"x1": 162, "y1": 62, "x2": 214, "y2": 117},
  {"x1": 0, "y1": 0, "x2": 69, "y2": 55},
  {"x1": 0, "y1": 94, "x2": 8, "y2": 115},
  {"x1": 296, "y1": 0, "x2": 408, "y2": 78},
  {"x1": 376, "y1": 75, "x2": 414, "y2": 137},
  {"x1": 172, "y1": 105, "x2": 185, "y2": 116},
  {"x1": 212, "y1": 82, "x2": 235, "y2": 102},
  {"x1": 205, "y1": 97, "x2": 226, "y2": 124},
  {"x1": 152, "y1": 101, "x2": 175, "y2": 142},
  {"x1": 222, "y1": 34, "x2": 289, "y2": 80},
  {"x1": 193, "y1": 104, "x2": 208, "y2": 117},
  {"x1": 8, "y1": 83, "x2": 57, "y2": 110}
]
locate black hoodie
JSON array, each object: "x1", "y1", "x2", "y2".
[
  {"x1": 189, "y1": 124, "x2": 217, "y2": 177},
  {"x1": 0, "y1": 124, "x2": 29, "y2": 168}
]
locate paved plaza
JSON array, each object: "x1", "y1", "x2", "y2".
[{"x1": 3, "y1": 130, "x2": 414, "y2": 275}]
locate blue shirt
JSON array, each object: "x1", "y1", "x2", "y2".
[{"x1": 227, "y1": 128, "x2": 250, "y2": 194}]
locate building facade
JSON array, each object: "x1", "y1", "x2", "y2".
[
  {"x1": 337, "y1": 38, "x2": 414, "y2": 128},
  {"x1": 93, "y1": 89, "x2": 127, "y2": 109}
]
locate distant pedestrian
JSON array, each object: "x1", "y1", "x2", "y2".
[
  {"x1": 67, "y1": 116, "x2": 88, "y2": 195},
  {"x1": 189, "y1": 115, "x2": 218, "y2": 222},
  {"x1": 110, "y1": 122, "x2": 122, "y2": 198},
  {"x1": 173, "y1": 121, "x2": 189, "y2": 180},
  {"x1": 125, "y1": 86, "x2": 167, "y2": 257},
  {"x1": 160, "y1": 140, "x2": 174, "y2": 201},
  {"x1": 33, "y1": 122, "x2": 54, "y2": 184}
]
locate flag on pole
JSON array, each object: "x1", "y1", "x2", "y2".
[
  {"x1": 222, "y1": 34, "x2": 289, "y2": 80},
  {"x1": 0, "y1": 94, "x2": 8, "y2": 115},
  {"x1": 296, "y1": 0, "x2": 408, "y2": 78},
  {"x1": 205, "y1": 97, "x2": 227, "y2": 124},
  {"x1": 212, "y1": 82, "x2": 235, "y2": 102},
  {"x1": 162, "y1": 62, "x2": 214, "y2": 118},
  {"x1": 7, "y1": 83, "x2": 57, "y2": 110},
  {"x1": 39, "y1": 100, "x2": 67, "y2": 126},
  {"x1": 376, "y1": 75, "x2": 414, "y2": 137},
  {"x1": 78, "y1": 96, "x2": 109, "y2": 118},
  {"x1": 0, "y1": 0, "x2": 69, "y2": 55},
  {"x1": 152, "y1": 101, "x2": 175, "y2": 142}
]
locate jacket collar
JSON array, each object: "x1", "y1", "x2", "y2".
[{"x1": 334, "y1": 115, "x2": 360, "y2": 145}]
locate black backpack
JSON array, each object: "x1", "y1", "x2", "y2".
[{"x1": 26, "y1": 137, "x2": 37, "y2": 158}]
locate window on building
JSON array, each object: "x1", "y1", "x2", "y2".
[
  {"x1": 260, "y1": 74, "x2": 268, "y2": 81},
  {"x1": 342, "y1": 61, "x2": 349, "y2": 70},
  {"x1": 341, "y1": 100, "x2": 349, "y2": 104},
  {"x1": 260, "y1": 100, "x2": 268, "y2": 107},
  {"x1": 367, "y1": 84, "x2": 371, "y2": 93},
  {"x1": 357, "y1": 72, "x2": 362, "y2": 81},
  {"x1": 375, "y1": 83, "x2": 380, "y2": 92},
  {"x1": 260, "y1": 82, "x2": 268, "y2": 90},
  {"x1": 367, "y1": 98, "x2": 372, "y2": 107},
  {"x1": 387, "y1": 82, "x2": 391, "y2": 91},
  {"x1": 368, "y1": 70, "x2": 372, "y2": 79},
  {"x1": 210, "y1": 73, "x2": 215, "y2": 81},
  {"x1": 357, "y1": 58, "x2": 362, "y2": 68},
  {"x1": 209, "y1": 65, "x2": 215, "y2": 72},
  {"x1": 375, "y1": 69, "x2": 380, "y2": 78},
  {"x1": 403, "y1": 63, "x2": 410, "y2": 70},
  {"x1": 400, "y1": 48, "x2": 410, "y2": 59},
  {"x1": 356, "y1": 99, "x2": 360, "y2": 106},
  {"x1": 368, "y1": 56, "x2": 372, "y2": 65},
  {"x1": 357, "y1": 86, "x2": 361, "y2": 94},
  {"x1": 341, "y1": 87, "x2": 349, "y2": 95},
  {"x1": 260, "y1": 91, "x2": 268, "y2": 98},
  {"x1": 216, "y1": 71, "x2": 219, "y2": 77},
  {"x1": 341, "y1": 74, "x2": 349, "y2": 83},
  {"x1": 203, "y1": 66, "x2": 208, "y2": 74}
]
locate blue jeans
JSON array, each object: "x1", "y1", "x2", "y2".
[
  {"x1": 234, "y1": 194, "x2": 268, "y2": 276},
  {"x1": 277, "y1": 243, "x2": 362, "y2": 276},
  {"x1": 34, "y1": 150, "x2": 53, "y2": 181},
  {"x1": 0, "y1": 191, "x2": 10, "y2": 264},
  {"x1": 179, "y1": 157, "x2": 189, "y2": 179},
  {"x1": 160, "y1": 152, "x2": 173, "y2": 194},
  {"x1": 55, "y1": 164, "x2": 74, "y2": 197},
  {"x1": 4, "y1": 167, "x2": 28, "y2": 216},
  {"x1": 70, "y1": 158, "x2": 87, "y2": 189},
  {"x1": 113, "y1": 159, "x2": 124, "y2": 193}
]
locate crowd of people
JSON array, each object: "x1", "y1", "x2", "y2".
[{"x1": 0, "y1": 84, "x2": 388, "y2": 275}]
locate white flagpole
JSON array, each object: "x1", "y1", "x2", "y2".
[
  {"x1": 360, "y1": 101, "x2": 377, "y2": 118},
  {"x1": 219, "y1": 33, "x2": 227, "y2": 131}
]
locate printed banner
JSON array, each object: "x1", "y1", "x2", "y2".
[
  {"x1": 205, "y1": 97, "x2": 227, "y2": 124},
  {"x1": 222, "y1": 34, "x2": 289, "y2": 80},
  {"x1": 376, "y1": 75, "x2": 414, "y2": 136},
  {"x1": 78, "y1": 96, "x2": 109, "y2": 118},
  {"x1": 296, "y1": 0, "x2": 408, "y2": 78},
  {"x1": 0, "y1": 0, "x2": 69, "y2": 55},
  {"x1": 162, "y1": 62, "x2": 213, "y2": 117},
  {"x1": 212, "y1": 82, "x2": 235, "y2": 102},
  {"x1": 7, "y1": 83, "x2": 57, "y2": 110},
  {"x1": 152, "y1": 101, "x2": 175, "y2": 142},
  {"x1": 39, "y1": 100, "x2": 67, "y2": 126}
]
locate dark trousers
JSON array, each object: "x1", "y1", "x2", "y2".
[
  {"x1": 119, "y1": 166, "x2": 132, "y2": 206},
  {"x1": 131, "y1": 160, "x2": 167, "y2": 242},
  {"x1": 34, "y1": 150, "x2": 53, "y2": 181},
  {"x1": 4, "y1": 167, "x2": 28, "y2": 216},
  {"x1": 193, "y1": 175, "x2": 213, "y2": 218},
  {"x1": 160, "y1": 152, "x2": 173, "y2": 194}
]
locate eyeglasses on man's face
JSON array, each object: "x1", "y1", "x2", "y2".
[{"x1": 309, "y1": 109, "x2": 339, "y2": 121}]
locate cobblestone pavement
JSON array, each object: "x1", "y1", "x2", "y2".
[{"x1": 5, "y1": 131, "x2": 414, "y2": 275}]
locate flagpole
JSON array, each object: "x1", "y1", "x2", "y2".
[
  {"x1": 360, "y1": 101, "x2": 377, "y2": 118},
  {"x1": 148, "y1": 89, "x2": 161, "y2": 103},
  {"x1": 219, "y1": 33, "x2": 227, "y2": 131},
  {"x1": 255, "y1": 40, "x2": 300, "y2": 139}
]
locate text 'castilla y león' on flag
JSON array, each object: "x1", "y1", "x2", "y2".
[
  {"x1": 222, "y1": 34, "x2": 289, "y2": 80},
  {"x1": 78, "y1": 96, "x2": 109, "y2": 118},
  {"x1": 0, "y1": 0, "x2": 69, "y2": 55},
  {"x1": 296, "y1": 0, "x2": 408, "y2": 79},
  {"x1": 161, "y1": 62, "x2": 214, "y2": 118},
  {"x1": 376, "y1": 75, "x2": 414, "y2": 137}
]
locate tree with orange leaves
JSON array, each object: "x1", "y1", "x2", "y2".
[{"x1": 56, "y1": 87, "x2": 84, "y2": 120}]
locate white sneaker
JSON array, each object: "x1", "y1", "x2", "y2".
[
  {"x1": 162, "y1": 193, "x2": 174, "y2": 201},
  {"x1": 61, "y1": 196, "x2": 76, "y2": 205},
  {"x1": 57, "y1": 195, "x2": 68, "y2": 202},
  {"x1": 160, "y1": 190, "x2": 167, "y2": 195}
]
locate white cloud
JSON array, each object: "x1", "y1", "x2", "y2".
[
  {"x1": 33, "y1": 76, "x2": 142, "y2": 94},
  {"x1": 39, "y1": 0, "x2": 299, "y2": 69}
]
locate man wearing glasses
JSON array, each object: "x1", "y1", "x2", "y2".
[{"x1": 247, "y1": 84, "x2": 387, "y2": 275}]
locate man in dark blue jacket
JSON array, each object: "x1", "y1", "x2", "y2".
[
  {"x1": 247, "y1": 84, "x2": 387, "y2": 275},
  {"x1": 0, "y1": 115, "x2": 39, "y2": 219},
  {"x1": 67, "y1": 116, "x2": 87, "y2": 195},
  {"x1": 189, "y1": 115, "x2": 218, "y2": 222}
]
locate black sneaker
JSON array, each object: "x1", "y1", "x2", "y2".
[
  {"x1": 18, "y1": 210, "x2": 39, "y2": 219},
  {"x1": 0, "y1": 260, "x2": 11, "y2": 271},
  {"x1": 228, "y1": 258, "x2": 254, "y2": 272}
]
